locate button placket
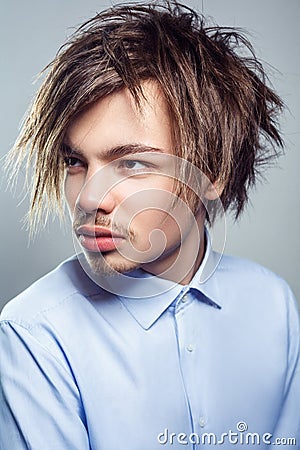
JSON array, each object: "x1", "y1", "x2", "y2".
[{"x1": 174, "y1": 297, "x2": 207, "y2": 440}]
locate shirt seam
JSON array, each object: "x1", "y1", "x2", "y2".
[
  {"x1": 1, "y1": 290, "x2": 103, "y2": 330},
  {"x1": 0, "y1": 320, "x2": 80, "y2": 384}
]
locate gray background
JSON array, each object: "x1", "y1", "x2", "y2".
[{"x1": 1, "y1": 0, "x2": 299, "y2": 310}]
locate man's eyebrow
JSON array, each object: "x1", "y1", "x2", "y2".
[{"x1": 61, "y1": 143, "x2": 165, "y2": 160}]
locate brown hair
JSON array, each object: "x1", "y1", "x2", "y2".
[{"x1": 5, "y1": 0, "x2": 284, "y2": 231}]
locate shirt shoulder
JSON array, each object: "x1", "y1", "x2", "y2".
[
  {"x1": 0, "y1": 256, "x2": 100, "y2": 328},
  {"x1": 214, "y1": 252, "x2": 298, "y2": 313},
  {"x1": 218, "y1": 252, "x2": 288, "y2": 285}
]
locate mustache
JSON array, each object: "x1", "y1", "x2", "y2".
[{"x1": 73, "y1": 210, "x2": 135, "y2": 240}]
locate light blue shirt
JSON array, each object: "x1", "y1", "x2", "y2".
[{"x1": 1, "y1": 236, "x2": 299, "y2": 449}]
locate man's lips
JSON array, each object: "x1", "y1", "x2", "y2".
[{"x1": 76, "y1": 226, "x2": 125, "y2": 252}]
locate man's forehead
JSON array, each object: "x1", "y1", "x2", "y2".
[
  {"x1": 63, "y1": 82, "x2": 173, "y2": 161},
  {"x1": 66, "y1": 80, "x2": 169, "y2": 130}
]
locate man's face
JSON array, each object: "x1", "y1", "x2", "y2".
[{"x1": 64, "y1": 81, "x2": 205, "y2": 280}]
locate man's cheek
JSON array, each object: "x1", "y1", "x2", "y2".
[{"x1": 64, "y1": 180, "x2": 81, "y2": 214}]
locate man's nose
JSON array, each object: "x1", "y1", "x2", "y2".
[{"x1": 76, "y1": 169, "x2": 116, "y2": 215}]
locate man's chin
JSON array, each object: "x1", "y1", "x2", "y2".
[{"x1": 84, "y1": 251, "x2": 141, "y2": 277}]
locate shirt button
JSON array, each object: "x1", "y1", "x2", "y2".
[
  {"x1": 181, "y1": 294, "x2": 188, "y2": 303},
  {"x1": 199, "y1": 416, "x2": 206, "y2": 427},
  {"x1": 186, "y1": 344, "x2": 195, "y2": 352}
]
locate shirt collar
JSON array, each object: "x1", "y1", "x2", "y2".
[{"x1": 118, "y1": 229, "x2": 222, "y2": 330}]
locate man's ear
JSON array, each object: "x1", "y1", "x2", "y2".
[{"x1": 204, "y1": 179, "x2": 224, "y2": 201}]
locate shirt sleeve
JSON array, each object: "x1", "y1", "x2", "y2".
[
  {"x1": 272, "y1": 287, "x2": 300, "y2": 446},
  {"x1": 0, "y1": 321, "x2": 90, "y2": 450}
]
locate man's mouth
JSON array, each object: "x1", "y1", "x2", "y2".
[{"x1": 76, "y1": 225, "x2": 126, "y2": 253}]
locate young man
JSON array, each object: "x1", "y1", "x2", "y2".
[{"x1": 1, "y1": 1, "x2": 299, "y2": 449}]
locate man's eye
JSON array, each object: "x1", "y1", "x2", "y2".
[
  {"x1": 118, "y1": 160, "x2": 149, "y2": 171},
  {"x1": 64, "y1": 156, "x2": 83, "y2": 167}
]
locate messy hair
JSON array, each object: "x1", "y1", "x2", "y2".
[{"x1": 5, "y1": 0, "x2": 283, "y2": 231}]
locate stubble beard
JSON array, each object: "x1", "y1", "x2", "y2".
[{"x1": 84, "y1": 249, "x2": 141, "y2": 276}]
